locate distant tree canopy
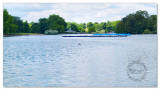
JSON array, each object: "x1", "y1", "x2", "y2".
[
  {"x1": 116, "y1": 10, "x2": 157, "y2": 34},
  {"x1": 31, "y1": 14, "x2": 67, "y2": 34},
  {"x1": 88, "y1": 26, "x2": 96, "y2": 33},
  {"x1": 31, "y1": 23, "x2": 40, "y2": 33},
  {"x1": 47, "y1": 14, "x2": 67, "y2": 33},
  {"x1": 39, "y1": 18, "x2": 48, "y2": 33},
  {"x1": 3, "y1": 9, "x2": 31, "y2": 35},
  {"x1": 87, "y1": 22, "x2": 93, "y2": 27},
  {"x1": 3, "y1": 9, "x2": 18, "y2": 34},
  {"x1": 23, "y1": 21, "x2": 30, "y2": 33},
  {"x1": 3, "y1": 9, "x2": 157, "y2": 35},
  {"x1": 13, "y1": 16, "x2": 23, "y2": 33}
]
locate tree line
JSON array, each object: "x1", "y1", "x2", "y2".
[
  {"x1": 116, "y1": 10, "x2": 157, "y2": 34},
  {"x1": 3, "y1": 9, "x2": 30, "y2": 35},
  {"x1": 3, "y1": 9, "x2": 157, "y2": 35}
]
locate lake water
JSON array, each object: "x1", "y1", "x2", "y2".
[{"x1": 3, "y1": 34, "x2": 157, "y2": 87}]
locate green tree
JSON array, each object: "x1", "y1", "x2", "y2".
[
  {"x1": 94, "y1": 22, "x2": 99, "y2": 24},
  {"x1": 78, "y1": 27, "x2": 85, "y2": 32},
  {"x1": 95, "y1": 23, "x2": 103, "y2": 31},
  {"x1": 78, "y1": 23, "x2": 86, "y2": 32},
  {"x1": 110, "y1": 20, "x2": 120, "y2": 32},
  {"x1": 22, "y1": 21, "x2": 30, "y2": 33},
  {"x1": 143, "y1": 29, "x2": 152, "y2": 34},
  {"x1": 39, "y1": 18, "x2": 48, "y2": 33},
  {"x1": 106, "y1": 21, "x2": 112, "y2": 32},
  {"x1": 29, "y1": 21, "x2": 34, "y2": 27},
  {"x1": 82, "y1": 23, "x2": 86, "y2": 29},
  {"x1": 147, "y1": 15, "x2": 157, "y2": 33},
  {"x1": 31, "y1": 23, "x2": 40, "y2": 33},
  {"x1": 87, "y1": 22, "x2": 93, "y2": 27},
  {"x1": 3, "y1": 9, "x2": 18, "y2": 35},
  {"x1": 88, "y1": 26, "x2": 95, "y2": 33},
  {"x1": 71, "y1": 23, "x2": 78, "y2": 31},
  {"x1": 3, "y1": 9, "x2": 10, "y2": 34},
  {"x1": 48, "y1": 14, "x2": 67, "y2": 33},
  {"x1": 13, "y1": 16, "x2": 23, "y2": 33},
  {"x1": 116, "y1": 22, "x2": 125, "y2": 33},
  {"x1": 101, "y1": 22, "x2": 107, "y2": 30},
  {"x1": 67, "y1": 22, "x2": 72, "y2": 30},
  {"x1": 80, "y1": 28, "x2": 85, "y2": 32},
  {"x1": 116, "y1": 10, "x2": 155, "y2": 34}
]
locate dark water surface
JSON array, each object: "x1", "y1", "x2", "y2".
[{"x1": 3, "y1": 35, "x2": 157, "y2": 87}]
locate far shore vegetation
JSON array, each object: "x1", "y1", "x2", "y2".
[{"x1": 3, "y1": 9, "x2": 157, "y2": 36}]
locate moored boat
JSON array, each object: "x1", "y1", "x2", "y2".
[{"x1": 62, "y1": 33, "x2": 131, "y2": 37}]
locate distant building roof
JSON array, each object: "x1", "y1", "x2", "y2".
[
  {"x1": 66, "y1": 30, "x2": 75, "y2": 32},
  {"x1": 65, "y1": 28, "x2": 76, "y2": 32}
]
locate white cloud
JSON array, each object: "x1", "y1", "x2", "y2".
[
  {"x1": 4, "y1": 3, "x2": 157, "y2": 23},
  {"x1": 22, "y1": 9, "x2": 61, "y2": 22}
]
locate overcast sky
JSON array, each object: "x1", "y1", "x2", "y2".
[{"x1": 3, "y1": 3, "x2": 157, "y2": 23}]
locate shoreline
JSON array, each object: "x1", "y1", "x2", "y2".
[
  {"x1": 3, "y1": 33, "x2": 157, "y2": 37},
  {"x1": 3, "y1": 33, "x2": 44, "y2": 37}
]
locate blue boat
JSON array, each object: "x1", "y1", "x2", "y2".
[
  {"x1": 62, "y1": 33, "x2": 131, "y2": 37},
  {"x1": 93, "y1": 33, "x2": 130, "y2": 36}
]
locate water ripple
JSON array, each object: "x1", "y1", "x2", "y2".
[{"x1": 3, "y1": 35, "x2": 157, "y2": 87}]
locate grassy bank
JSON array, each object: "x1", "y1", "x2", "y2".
[{"x1": 3, "y1": 33, "x2": 44, "y2": 37}]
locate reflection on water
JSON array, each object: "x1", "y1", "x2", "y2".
[{"x1": 3, "y1": 35, "x2": 157, "y2": 87}]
